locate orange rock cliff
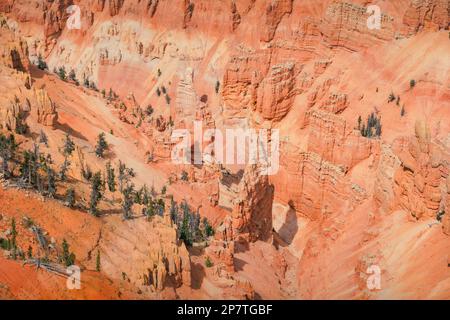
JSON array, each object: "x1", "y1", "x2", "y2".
[{"x1": 0, "y1": 0, "x2": 448, "y2": 299}]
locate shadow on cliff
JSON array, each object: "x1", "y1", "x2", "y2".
[
  {"x1": 55, "y1": 121, "x2": 89, "y2": 141},
  {"x1": 190, "y1": 262, "x2": 206, "y2": 290},
  {"x1": 233, "y1": 257, "x2": 247, "y2": 272},
  {"x1": 276, "y1": 206, "x2": 298, "y2": 247},
  {"x1": 188, "y1": 247, "x2": 206, "y2": 290}
]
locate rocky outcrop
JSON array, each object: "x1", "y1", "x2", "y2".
[
  {"x1": 273, "y1": 148, "x2": 348, "y2": 221},
  {"x1": 33, "y1": 88, "x2": 58, "y2": 127},
  {"x1": 100, "y1": 215, "x2": 191, "y2": 292},
  {"x1": 256, "y1": 62, "x2": 296, "y2": 121},
  {"x1": 109, "y1": 0, "x2": 124, "y2": 17},
  {"x1": 231, "y1": 165, "x2": 274, "y2": 242},
  {"x1": 0, "y1": 95, "x2": 23, "y2": 131},
  {"x1": 223, "y1": 50, "x2": 300, "y2": 121},
  {"x1": 0, "y1": 23, "x2": 29, "y2": 72},
  {"x1": 374, "y1": 144, "x2": 402, "y2": 212},
  {"x1": 43, "y1": 0, "x2": 71, "y2": 43},
  {"x1": 175, "y1": 67, "x2": 197, "y2": 126},
  {"x1": 403, "y1": 0, "x2": 449, "y2": 33},
  {"x1": 321, "y1": 1, "x2": 396, "y2": 51},
  {"x1": 222, "y1": 50, "x2": 269, "y2": 117},
  {"x1": 392, "y1": 121, "x2": 450, "y2": 220},
  {"x1": 230, "y1": 0, "x2": 241, "y2": 32},
  {"x1": 146, "y1": 0, "x2": 159, "y2": 17},
  {"x1": 218, "y1": 165, "x2": 274, "y2": 242},
  {"x1": 182, "y1": 0, "x2": 194, "y2": 29},
  {"x1": 205, "y1": 216, "x2": 255, "y2": 299},
  {"x1": 0, "y1": 0, "x2": 449, "y2": 301},
  {"x1": 305, "y1": 109, "x2": 376, "y2": 170},
  {"x1": 262, "y1": 0, "x2": 293, "y2": 42}
]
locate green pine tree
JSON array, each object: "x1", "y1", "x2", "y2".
[
  {"x1": 106, "y1": 161, "x2": 116, "y2": 192},
  {"x1": 11, "y1": 218, "x2": 17, "y2": 260},
  {"x1": 65, "y1": 188, "x2": 75, "y2": 208},
  {"x1": 57, "y1": 66, "x2": 67, "y2": 81},
  {"x1": 95, "y1": 133, "x2": 108, "y2": 158},
  {"x1": 122, "y1": 184, "x2": 134, "y2": 220},
  {"x1": 46, "y1": 167, "x2": 57, "y2": 198},
  {"x1": 63, "y1": 133, "x2": 75, "y2": 157},
  {"x1": 96, "y1": 250, "x2": 101, "y2": 272},
  {"x1": 62, "y1": 239, "x2": 75, "y2": 266},
  {"x1": 215, "y1": 80, "x2": 220, "y2": 94},
  {"x1": 89, "y1": 172, "x2": 103, "y2": 216}
]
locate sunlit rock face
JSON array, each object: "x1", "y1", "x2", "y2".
[{"x1": 0, "y1": 0, "x2": 449, "y2": 300}]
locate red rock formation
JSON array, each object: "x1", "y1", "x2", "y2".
[
  {"x1": 256, "y1": 62, "x2": 297, "y2": 121},
  {"x1": 305, "y1": 109, "x2": 377, "y2": 170},
  {"x1": 109, "y1": 0, "x2": 124, "y2": 17},
  {"x1": 391, "y1": 120, "x2": 449, "y2": 220},
  {"x1": 0, "y1": 23, "x2": 30, "y2": 72},
  {"x1": 261, "y1": 0, "x2": 293, "y2": 42},
  {"x1": 403, "y1": 0, "x2": 449, "y2": 33},
  {"x1": 100, "y1": 215, "x2": 191, "y2": 292},
  {"x1": 0, "y1": 0, "x2": 449, "y2": 300},
  {"x1": 321, "y1": 0, "x2": 396, "y2": 51},
  {"x1": 231, "y1": 165, "x2": 274, "y2": 242},
  {"x1": 33, "y1": 88, "x2": 58, "y2": 127}
]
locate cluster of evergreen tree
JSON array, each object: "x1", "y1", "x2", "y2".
[
  {"x1": 37, "y1": 54, "x2": 47, "y2": 70},
  {"x1": 1, "y1": 132, "x2": 79, "y2": 206},
  {"x1": 145, "y1": 105, "x2": 154, "y2": 117},
  {"x1": 169, "y1": 199, "x2": 214, "y2": 246},
  {"x1": 61, "y1": 239, "x2": 76, "y2": 266},
  {"x1": 107, "y1": 88, "x2": 118, "y2": 101},
  {"x1": 95, "y1": 133, "x2": 108, "y2": 158},
  {"x1": 122, "y1": 183, "x2": 134, "y2": 220},
  {"x1": 106, "y1": 161, "x2": 116, "y2": 192},
  {"x1": 118, "y1": 160, "x2": 135, "y2": 192},
  {"x1": 65, "y1": 188, "x2": 75, "y2": 208},
  {"x1": 0, "y1": 133, "x2": 17, "y2": 179},
  {"x1": 83, "y1": 77, "x2": 98, "y2": 91},
  {"x1": 68, "y1": 69, "x2": 77, "y2": 82},
  {"x1": 89, "y1": 172, "x2": 103, "y2": 217},
  {"x1": 134, "y1": 185, "x2": 164, "y2": 220},
  {"x1": 180, "y1": 170, "x2": 189, "y2": 181},
  {"x1": 57, "y1": 66, "x2": 66, "y2": 81},
  {"x1": 358, "y1": 112, "x2": 382, "y2": 139},
  {"x1": 14, "y1": 109, "x2": 29, "y2": 135},
  {"x1": 19, "y1": 144, "x2": 57, "y2": 196},
  {"x1": 1, "y1": 129, "x2": 178, "y2": 224},
  {"x1": 0, "y1": 218, "x2": 19, "y2": 259}
]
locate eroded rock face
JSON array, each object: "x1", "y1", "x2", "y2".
[
  {"x1": 33, "y1": 88, "x2": 58, "y2": 127},
  {"x1": 274, "y1": 150, "x2": 348, "y2": 221},
  {"x1": 100, "y1": 215, "x2": 191, "y2": 292},
  {"x1": 305, "y1": 109, "x2": 377, "y2": 170},
  {"x1": 0, "y1": 0, "x2": 449, "y2": 300},
  {"x1": 392, "y1": 126, "x2": 449, "y2": 220},
  {"x1": 261, "y1": 0, "x2": 293, "y2": 42},
  {"x1": 256, "y1": 62, "x2": 296, "y2": 121},
  {"x1": 321, "y1": 0, "x2": 396, "y2": 51},
  {"x1": 0, "y1": 22, "x2": 30, "y2": 72},
  {"x1": 222, "y1": 50, "x2": 269, "y2": 117},
  {"x1": 403, "y1": 0, "x2": 449, "y2": 33},
  {"x1": 109, "y1": 0, "x2": 124, "y2": 17},
  {"x1": 0, "y1": 95, "x2": 22, "y2": 131},
  {"x1": 205, "y1": 216, "x2": 255, "y2": 300},
  {"x1": 231, "y1": 165, "x2": 274, "y2": 242}
]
